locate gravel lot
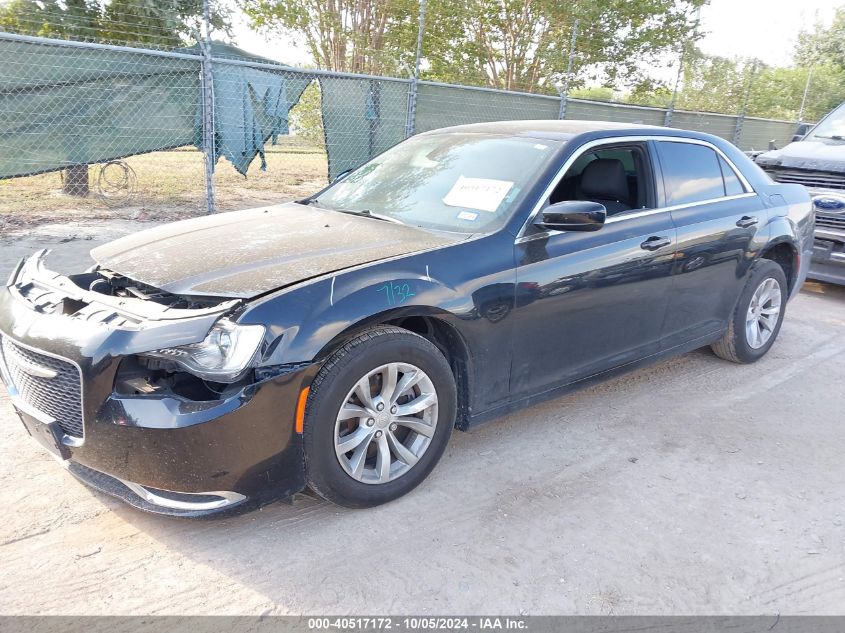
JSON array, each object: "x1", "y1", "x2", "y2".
[{"x1": 1, "y1": 218, "x2": 844, "y2": 615}]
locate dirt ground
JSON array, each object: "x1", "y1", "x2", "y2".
[
  {"x1": 1, "y1": 218, "x2": 845, "y2": 615},
  {"x1": 0, "y1": 145, "x2": 328, "y2": 233}
]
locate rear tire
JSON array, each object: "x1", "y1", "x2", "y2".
[
  {"x1": 711, "y1": 259, "x2": 787, "y2": 363},
  {"x1": 304, "y1": 326, "x2": 456, "y2": 508}
]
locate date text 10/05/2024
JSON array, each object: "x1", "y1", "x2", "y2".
[{"x1": 307, "y1": 617, "x2": 528, "y2": 630}]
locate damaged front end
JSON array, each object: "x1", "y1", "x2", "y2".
[{"x1": 0, "y1": 251, "x2": 315, "y2": 516}]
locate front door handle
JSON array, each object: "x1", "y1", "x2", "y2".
[
  {"x1": 736, "y1": 215, "x2": 759, "y2": 228},
  {"x1": 640, "y1": 236, "x2": 672, "y2": 251}
]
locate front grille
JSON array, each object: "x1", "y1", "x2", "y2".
[
  {"x1": 765, "y1": 168, "x2": 845, "y2": 191},
  {"x1": 817, "y1": 214, "x2": 845, "y2": 232},
  {"x1": 0, "y1": 335, "x2": 84, "y2": 438}
]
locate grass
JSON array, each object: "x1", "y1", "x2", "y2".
[{"x1": 0, "y1": 141, "x2": 329, "y2": 229}]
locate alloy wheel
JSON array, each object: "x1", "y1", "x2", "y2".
[
  {"x1": 334, "y1": 362, "x2": 439, "y2": 484},
  {"x1": 745, "y1": 277, "x2": 782, "y2": 349}
]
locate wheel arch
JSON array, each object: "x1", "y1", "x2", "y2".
[
  {"x1": 758, "y1": 238, "x2": 799, "y2": 297},
  {"x1": 314, "y1": 309, "x2": 474, "y2": 431}
]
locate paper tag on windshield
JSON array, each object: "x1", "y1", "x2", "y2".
[{"x1": 443, "y1": 176, "x2": 514, "y2": 213}]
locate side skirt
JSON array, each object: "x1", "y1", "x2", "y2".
[{"x1": 465, "y1": 330, "x2": 725, "y2": 429}]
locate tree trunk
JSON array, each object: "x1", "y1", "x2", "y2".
[{"x1": 63, "y1": 165, "x2": 89, "y2": 197}]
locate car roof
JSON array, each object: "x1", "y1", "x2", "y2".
[{"x1": 421, "y1": 119, "x2": 694, "y2": 142}]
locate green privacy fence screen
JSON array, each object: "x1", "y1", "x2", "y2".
[
  {"x1": 0, "y1": 37, "x2": 199, "y2": 179},
  {"x1": 414, "y1": 82, "x2": 560, "y2": 133},
  {"x1": 0, "y1": 30, "x2": 801, "y2": 206},
  {"x1": 319, "y1": 75, "x2": 409, "y2": 181}
]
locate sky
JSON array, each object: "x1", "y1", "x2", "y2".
[
  {"x1": 696, "y1": 0, "x2": 835, "y2": 66},
  {"x1": 231, "y1": 0, "x2": 839, "y2": 78}
]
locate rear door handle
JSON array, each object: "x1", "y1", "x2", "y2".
[
  {"x1": 640, "y1": 236, "x2": 672, "y2": 251},
  {"x1": 736, "y1": 215, "x2": 759, "y2": 228}
]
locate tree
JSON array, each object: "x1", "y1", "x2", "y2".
[
  {"x1": 100, "y1": 0, "x2": 233, "y2": 48},
  {"x1": 243, "y1": 0, "x2": 705, "y2": 93},
  {"x1": 289, "y1": 80, "x2": 324, "y2": 146},
  {"x1": 795, "y1": 6, "x2": 845, "y2": 69},
  {"x1": 746, "y1": 64, "x2": 845, "y2": 122},
  {"x1": 624, "y1": 45, "x2": 845, "y2": 122},
  {"x1": 0, "y1": 0, "x2": 100, "y2": 41},
  {"x1": 673, "y1": 49, "x2": 755, "y2": 115},
  {"x1": 242, "y1": 0, "x2": 430, "y2": 75},
  {"x1": 791, "y1": 6, "x2": 845, "y2": 121},
  {"x1": 0, "y1": 0, "x2": 232, "y2": 48},
  {"x1": 428, "y1": 0, "x2": 704, "y2": 93},
  {"x1": 568, "y1": 86, "x2": 616, "y2": 102}
]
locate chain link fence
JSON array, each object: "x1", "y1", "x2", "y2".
[{"x1": 0, "y1": 1, "x2": 818, "y2": 225}]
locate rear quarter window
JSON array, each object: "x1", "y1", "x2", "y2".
[{"x1": 719, "y1": 155, "x2": 746, "y2": 196}]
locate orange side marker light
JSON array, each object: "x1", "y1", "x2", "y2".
[{"x1": 295, "y1": 386, "x2": 310, "y2": 434}]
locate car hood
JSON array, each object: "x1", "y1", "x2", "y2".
[
  {"x1": 91, "y1": 203, "x2": 457, "y2": 298},
  {"x1": 756, "y1": 139, "x2": 845, "y2": 172}
]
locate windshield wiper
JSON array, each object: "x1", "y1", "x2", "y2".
[
  {"x1": 337, "y1": 209, "x2": 405, "y2": 225},
  {"x1": 305, "y1": 199, "x2": 405, "y2": 225},
  {"x1": 814, "y1": 134, "x2": 845, "y2": 141}
]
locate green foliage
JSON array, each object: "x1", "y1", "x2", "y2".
[
  {"x1": 663, "y1": 42, "x2": 845, "y2": 122},
  {"x1": 289, "y1": 80, "x2": 325, "y2": 147},
  {"x1": 795, "y1": 6, "x2": 845, "y2": 68},
  {"x1": 0, "y1": 0, "x2": 232, "y2": 47},
  {"x1": 243, "y1": 0, "x2": 706, "y2": 93},
  {"x1": 624, "y1": 78, "x2": 673, "y2": 108},
  {"x1": 673, "y1": 49, "x2": 754, "y2": 115},
  {"x1": 747, "y1": 64, "x2": 845, "y2": 122},
  {"x1": 242, "y1": 0, "x2": 427, "y2": 75},
  {"x1": 647, "y1": 7, "x2": 845, "y2": 122},
  {"x1": 0, "y1": 0, "x2": 100, "y2": 40},
  {"x1": 568, "y1": 86, "x2": 616, "y2": 102}
]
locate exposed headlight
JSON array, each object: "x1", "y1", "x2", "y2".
[{"x1": 144, "y1": 319, "x2": 265, "y2": 383}]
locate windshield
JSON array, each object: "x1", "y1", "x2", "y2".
[
  {"x1": 312, "y1": 132, "x2": 561, "y2": 233},
  {"x1": 808, "y1": 102, "x2": 845, "y2": 140}
]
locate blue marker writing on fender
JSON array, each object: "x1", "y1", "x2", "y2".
[{"x1": 377, "y1": 283, "x2": 415, "y2": 306}]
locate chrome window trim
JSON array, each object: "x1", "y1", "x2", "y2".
[
  {"x1": 608, "y1": 192, "x2": 758, "y2": 223},
  {"x1": 516, "y1": 134, "x2": 756, "y2": 240}
]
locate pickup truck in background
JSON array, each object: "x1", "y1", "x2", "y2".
[{"x1": 756, "y1": 103, "x2": 845, "y2": 285}]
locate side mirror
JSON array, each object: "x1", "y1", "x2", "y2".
[
  {"x1": 332, "y1": 168, "x2": 353, "y2": 183},
  {"x1": 535, "y1": 200, "x2": 606, "y2": 232},
  {"x1": 792, "y1": 122, "x2": 811, "y2": 143}
]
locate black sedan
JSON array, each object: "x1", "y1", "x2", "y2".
[{"x1": 0, "y1": 121, "x2": 814, "y2": 515}]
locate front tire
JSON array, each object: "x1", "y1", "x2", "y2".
[
  {"x1": 711, "y1": 259, "x2": 788, "y2": 363},
  {"x1": 303, "y1": 326, "x2": 456, "y2": 508}
]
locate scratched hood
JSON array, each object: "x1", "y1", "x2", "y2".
[
  {"x1": 756, "y1": 139, "x2": 845, "y2": 172},
  {"x1": 91, "y1": 203, "x2": 455, "y2": 298}
]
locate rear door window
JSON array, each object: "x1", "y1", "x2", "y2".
[{"x1": 656, "y1": 141, "x2": 726, "y2": 206}]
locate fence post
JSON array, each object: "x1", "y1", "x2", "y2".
[
  {"x1": 798, "y1": 66, "x2": 813, "y2": 123},
  {"x1": 200, "y1": 0, "x2": 217, "y2": 214},
  {"x1": 664, "y1": 47, "x2": 685, "y2": 127},
  {"x1": 557, "y1": 19, "x2": 579, "y2": 120},
  {"x1": 667, "y1": 7, "x2": 699, "y2": 128},
  {"x1": 733, "y1": 59, "x2": 758, "y2": 147},
  {"x1": 404, "y1": 0, "x2": 427, "y2": 138}
]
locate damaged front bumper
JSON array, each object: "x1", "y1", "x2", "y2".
[{"x1": 0, "y1": 252, "x2": 316, "y2": 516}]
